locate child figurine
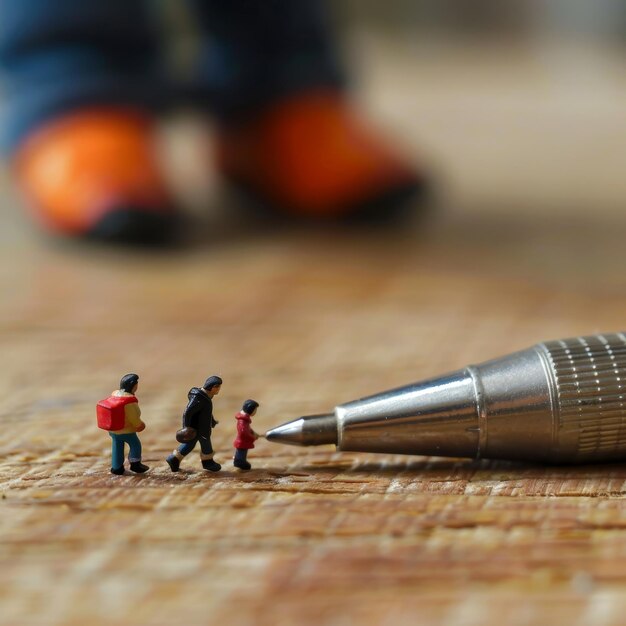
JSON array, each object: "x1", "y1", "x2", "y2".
[
  {"x1": 233, "y1": 399, "x2": 260, "y2": 471},
  {"x1": 166, "y1": 376, "x2": 223, "y2": 473},
  {"x1": 96, "y1": 373, "x2": 149, "y2": 475}
]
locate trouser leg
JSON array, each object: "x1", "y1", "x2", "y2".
[
  {"x1": 174, "y1": 439, "x2": 197, "y2": 461},
  {"x1": 199, "y1": 436, "x2": 214, "y2": 461},
  {"x1": 234, "y1": 449, "x2": 248, "y2": 464},
  {"x1": 110, "y1": 434, "x2": 125, "y2": 469},
  {"x1": 126, "y1": 433, "x2": 143, "y2": 463},
  {"x1": 0, "y1": 0, "x2": 165, "y2": 153},
  {"x1": 185, "y1": 0, "x2": 344, "y2": 121}
]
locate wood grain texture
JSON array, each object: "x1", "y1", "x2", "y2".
[{"x1": 2, "y1": 42, "x2": 626, "y2": 626}]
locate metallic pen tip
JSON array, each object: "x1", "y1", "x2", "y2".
[
  {"x1": 265, "y1": 418, "x2": 308, "y2": 446},
  {"x1": 265, "y1": 413, "x2": 338, "y2": 447}
]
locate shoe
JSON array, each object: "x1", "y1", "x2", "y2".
[
  {"x1": 129, "y1": 461, "x2": 149, "y2": 474},
  {"x1": 233, "y1": 458, "x2": 252, "y2": 471},
  {"x1": 166, "y1": 454, "x2": 180, "y2": 472},
  {"x1": 216, "y1": 90, "x2": 426, "y2": 221},
  {"x1": 202, "y1": 459, "x2": 222, "y2": 472},
  {"x1": 14, "y1": 108, "x2": 180, "y2": 245},
  {"x1": 111, "y1": 466, "x2": 125, "y2": 475}
]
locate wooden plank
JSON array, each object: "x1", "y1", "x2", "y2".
[{"x1": 2, "y1": 41, "x2": 626, "y2": 626}]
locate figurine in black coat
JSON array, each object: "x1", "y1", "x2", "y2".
[{"x1": 166, "y1": 376, "x2": 222, "y2": 472}]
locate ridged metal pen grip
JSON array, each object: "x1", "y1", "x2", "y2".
[
  {"x1": 541, "y1": 333, "x2": 626, "y2": 462},
  {"x1": 332, "y1": 332, "x2": 626, "y2": 463}
]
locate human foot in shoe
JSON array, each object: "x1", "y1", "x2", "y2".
[
  {"x1": 216, "y1": 91, "x2": 427, "y2": 221},
  {"x1": 15, "y1": 108, "x2": 180, "y2": 245}
]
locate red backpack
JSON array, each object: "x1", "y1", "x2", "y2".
[{"x1": 96, "y1": 394, "x2": 137, "y2": 431}]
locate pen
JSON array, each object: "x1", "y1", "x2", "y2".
[{"x1": 265, "y1": 333, "x2": 626, "y2": 464}]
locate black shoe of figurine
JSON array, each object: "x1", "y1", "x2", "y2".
[
  {"x1": 111, "y1": 466, "x2": 125, "y2": 475},
  {"x1": 233, "y1": 459, "x2": 252, "y2": 471},
  {"x1": 129, "y1": 461, "x2": 149, "y2": 474},
  {"x1": 166, "y1": 454, "x2": 180, "y2": 472},
  {"x1": 202, "y1": 459, "x2": 222, "y2": 472}
]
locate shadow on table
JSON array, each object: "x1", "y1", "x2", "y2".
[{"x1": 295, "y1": 457, "x2": 626, "y2": 482}]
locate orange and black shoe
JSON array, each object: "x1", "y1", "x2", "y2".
[
  {"x1": 14, "y1": 108, "x2": 180, "y2": 245},
  {"x1": 215, "y1": 90, "x2": 428, "y2": 222}
]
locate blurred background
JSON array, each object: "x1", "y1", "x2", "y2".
[
  {"x1": 2, "y1": 2, "x2": 626, "y2": 625},
  {"x1": 157, "y1": 0, "x2": 626, "y2": 223},
  {"x1": 2, "y1": 0, "x2": 626, "y2": 238}
]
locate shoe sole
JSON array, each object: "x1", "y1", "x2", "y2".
[
  {"x1": 222, "y1": 172, "x2": 431, "y2": 225},
  {"x1": 87, "y1": 207, "x2": 182, "y2": 247}
]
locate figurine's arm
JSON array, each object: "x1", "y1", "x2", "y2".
[
  {"x1": 125, "y1": 402, "x2": 145, "y2": 432},
  {"x1": 182, "y1": 398, "x2": 201, "y2": 429}
]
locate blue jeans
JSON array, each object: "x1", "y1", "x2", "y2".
[
  {"x1": 109, "y1": 433, "x2": 142, "y2": 470},
  {"x1": 177, "y1": 435, "x2": 213, "y2": 459},
  {"x1": 0, "y1": 0, "x2": 343, "y2": 152}
]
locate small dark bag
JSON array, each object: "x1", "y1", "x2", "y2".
[{"x1": 176, "y1": 426, "x2": 197, "y2": 443}]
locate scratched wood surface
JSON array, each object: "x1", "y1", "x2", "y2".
[{"x1": 2, "y1": 42, "x2": 626, "y2": 626}]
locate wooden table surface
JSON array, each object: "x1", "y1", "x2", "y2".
[{"x1": 2, "y1": 41, "x2": 626, "y2": 626}]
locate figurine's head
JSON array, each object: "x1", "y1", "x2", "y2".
[
  {"x1": 120, "y1": 373, "x2": 139, "y2": 395},
  {"x1": 203, "y1": 375, "x2": 223, "y2": 398},
  {"x1": 242, "y1": 399, "x2": 259, "y2": 416}
]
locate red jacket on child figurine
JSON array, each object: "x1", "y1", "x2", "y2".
[
  {"x1": 233, "y1": 411, "x2": 257, "y2": 449},
  {"x1": 233, "y1": 400, "x2": 259, "y2": 471}
]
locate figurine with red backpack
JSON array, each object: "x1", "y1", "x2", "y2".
[{"x1": 96, "y1": 373, "x2": 149, "y2": 475}]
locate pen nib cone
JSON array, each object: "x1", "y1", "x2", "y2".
[
  {"x1": 265, "y1": 418, "x2": 307, "y2": 446},
  {"x1": 265, "y1": 414, "x2": 338, "y2": 447}
]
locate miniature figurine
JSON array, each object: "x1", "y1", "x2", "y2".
[
  {"x1": 233, "y1": 399, "x2": 260, "y2": 471},
  {"x1": 96, "y1": 373, "x2": 149, "y2": 475},
  {"x1": 166, "y1": 376, "x2": 223, "y2": 473}
]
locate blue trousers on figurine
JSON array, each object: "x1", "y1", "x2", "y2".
[
  {"x1": 177, "y1": 435, "x2": 213, "y2": 459},
  {"x1": 109, "y1": 433, "x2": 142, "y2": 470},
  {"x1": 234, "y1": 449, "x2": 248, "y2": 464},
  {"x1": 0, "y1": 0, "x2": 342, "y2": 153}
]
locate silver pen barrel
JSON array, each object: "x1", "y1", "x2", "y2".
[{"x1": 266, "y1": 333, "x2": 626, "y2": 464}]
